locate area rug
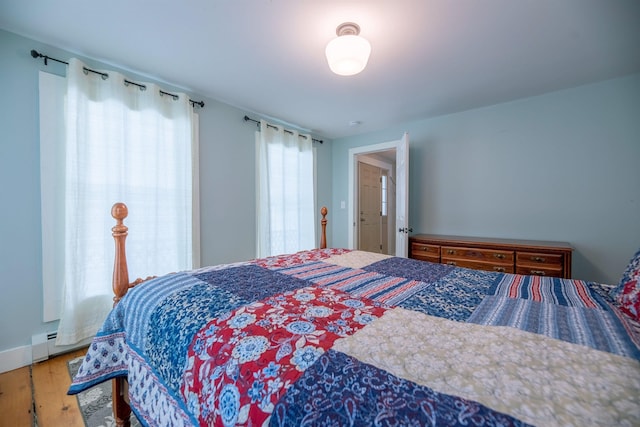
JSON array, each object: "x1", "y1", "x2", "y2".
[{"x1": 68, "y1": 357, "x2": 141, "y2": 427}]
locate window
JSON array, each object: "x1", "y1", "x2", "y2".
[
  {"x1": 40, "y1": 58, "x2": 199, "y2": 345},
  {"x1": 256, "y1": 120, "x2": 316, "y2": 257},
  {"x1": 381, "y1": 174, "x2": 388, "y2": 217}
]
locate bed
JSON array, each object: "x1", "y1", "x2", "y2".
[{"x1": 69, "y1": 203, "x2": 640, "y2": 426}]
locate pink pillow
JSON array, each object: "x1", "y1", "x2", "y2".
[{"x1": 618, "y1": 271, "x2": 640, "y2": 322}]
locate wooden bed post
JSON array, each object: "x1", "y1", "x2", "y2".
[
  {"x1": 111, "y1": 202, "x2": 132, "y2": 427},
  {"x1": 112, "y1": 203, "x2": 131, "y2": 305},
  {"x1": 320, "y1": 206, "x2": 328, "y2": 249},
  {"x1": 107, "y1": 203, "x2": 328, "y2": 427}
]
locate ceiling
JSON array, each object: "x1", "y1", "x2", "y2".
[{"x1": 1, "y1": 0, "x2": 639, "y2": 139}]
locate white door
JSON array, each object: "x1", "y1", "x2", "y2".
[
  {"x1": 348, "y1": 133, "x2": 410, "y2": 257},
  {"x1": 395, "y1": 132, "x2": 410, "y2": 257}
]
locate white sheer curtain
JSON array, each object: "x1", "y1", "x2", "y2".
[
  {"x1": 256, "y1": 120, "x2": 316, "y2": 257},
  {"x1": 56, "y1": 58, "x2": 196, "y2": 345}
]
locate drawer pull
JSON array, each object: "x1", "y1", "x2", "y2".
[
  {"x1": 446, "y1": 261, "x2": 456, "y2": 266},
  {"x1": 493, "y1": 266, "x2": 506, "y2": 272},
  {"x1": 531, "y1": 256, "x2": 546, "y2": 262},
  {"x1": 447, "y1": 249, "x2": 455, "y2": 255},
  {"x1": 530, "y1": 270, "x2": 546, "y2": 276},
  {"x1": 494, "y1": 254, "x2": 505, "y2": 259}
]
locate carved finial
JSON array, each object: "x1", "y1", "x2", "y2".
[
  {"x1": 111, "y1": 202, "x2": 128, "y2": 222},
  {"x1": 321, "y1": 206, "x2": 328, "y2": 218}
]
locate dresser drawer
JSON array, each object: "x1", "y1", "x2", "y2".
[
  {"x1": 516, "y1": 265, "x2": 563, "y2": 277},
  {"x1": 441, "y1": 246, "x2": 514, "y2": 263},
  {"x1": 516, "y1": 252, "x2": 563, "y2": 267},
  {"x1": 410, "y1": 242, "x2": 440, "y2": 263},
  {"x1": 441, "y1": 258, "x2": 514, "y2": 273}
]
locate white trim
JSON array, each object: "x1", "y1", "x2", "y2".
[
  {"x1": 0, "y1": 338, "x2": 91, "y2": 374},
  {"x1": 192, "y1": 112, "x2": 201, "y2": 268},
  {"x1": 39, "y1": 71, "x2": 66, "y2": 322},
  {"x1": 0, "y1": 345, "x2": 32, "y2": 374},
  {"x1": 313, "y1": 146, "x2": 319, "y2": 247}
]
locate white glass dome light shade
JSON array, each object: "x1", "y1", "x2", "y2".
[{"x1": 325, "y1": 23, "x2": 371, "y2": 76}]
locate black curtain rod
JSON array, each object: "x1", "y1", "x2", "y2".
[
  {"x1": 31, "y1": 49, "x2": 205, "y2": 108},
  {"x1": 244, "y1": 115, "x2": 323, "y2": 144}
]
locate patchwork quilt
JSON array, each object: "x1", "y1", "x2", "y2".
[{"x1": 69, "y1": 249, "x2": 640, "y2": 426}]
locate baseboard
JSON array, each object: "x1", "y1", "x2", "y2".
[
  {"x1": 0, "y1": 345, "x2": 32, "y2": 374},
  {"x1": 48, "y1": 337, "x2": 91, "y2": 359},
  {"x1": 0, "y1": 337, "x2": 93, "y2": 374}
]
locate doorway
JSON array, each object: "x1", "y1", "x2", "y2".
[
  {"x1": 357, "y1": 155, "x2": 396, "y2": 255},
  {"x1": 347, "y1": 133, "x2": 409, "y2": 257}
]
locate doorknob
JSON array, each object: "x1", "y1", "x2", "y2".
[{"x1": 398, "y1": 227, "x2": 413, "y2": 233}]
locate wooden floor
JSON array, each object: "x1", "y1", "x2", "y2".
[{"x1": 0, "y1": 348, "x2": 88, "y2": 427}]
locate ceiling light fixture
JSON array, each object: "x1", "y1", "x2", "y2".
[{"x1": 325, "y1": 22, "x2": 371, "y2": 76}]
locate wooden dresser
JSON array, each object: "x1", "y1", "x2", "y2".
[{"x1": 409, "y1": 234, "x2": 573, "y2": 278}]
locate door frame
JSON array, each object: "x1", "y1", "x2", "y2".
[{"x1": 348, "y1": 137, "x2": 407, "y2": 253}]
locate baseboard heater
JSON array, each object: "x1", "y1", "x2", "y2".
[{"x1": 31, "y1": 331, "x2": 90, "y2": 363}]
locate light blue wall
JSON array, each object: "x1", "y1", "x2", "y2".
[
  {"x1": 0, "y1": 29, "x2": 333, "y2": 354},
  {"x1": 2, "y1": 25, "x2": 638, "y2": 357},
  {"x1": 332, "y1": 73, "x2": 640, "y2": 285}
]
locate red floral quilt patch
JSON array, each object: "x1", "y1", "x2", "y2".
[
  {"x1": 180, "y1": 285, "x2": 386, "y2": 426},
  {"x1": 252, "y1": 248, "x2": 351, "y2": 269},
  {"x1": 619, "y1": 277, "x2": 640, "y2": 322}
]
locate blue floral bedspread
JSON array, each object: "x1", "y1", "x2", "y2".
[{"x1": 69, "y1": 249, "x2": 640, "y2": 426}]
